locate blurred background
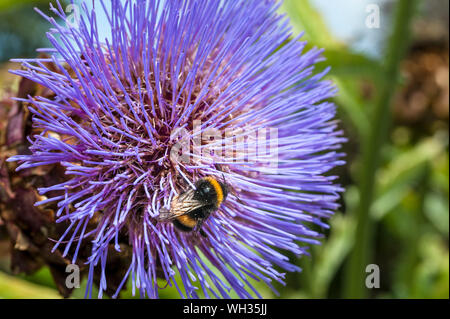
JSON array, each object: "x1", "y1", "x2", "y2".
[{"x1": 0, "y1": 0, "x2": 448, "y2": 299}]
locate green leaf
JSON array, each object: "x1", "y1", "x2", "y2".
[
  {"x1": 310, "y1": 215, "x2": 356, "y2": 298},
  {"x1": 431, "y1": 151, "x2": 449, "y2": 195},
  {"x1": 424, "y1": 193, "x2": 449, "y2": 237},
  {"x1": 281, "y1": 0, "x2": 341, "y2": 49},
  {"x1": 19, "y1": 267, "x2": 57, "y2": 290},
  {"x1": 0, "y1": 271, "x2": 61, "y2": 299},
  {"x1": 411, "y1": 234, "x2": 449, "y2": 298},
  {"x1": 0, "y1": 0, "x2": 51, "y2": 10},
  {"x1": 324, "y1": 49, "x2": 383, "y2": 85},
  {"x1": 372, "y1": 135, "x2": 447, "y2": 220}
]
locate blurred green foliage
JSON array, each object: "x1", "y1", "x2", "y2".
[
  {"x1": 0, "y1": 0, "x2": 63, "y2": 62},
  {"x1": 0, "y1": 0, "x2": 48, "y2": 10},
  {"x1": 0, "y1": 0, "x2": 448, "y2": 299},
  {"x1": 280, "y1": 0, "x2": 449, "y2": 299},
  {"x1": 0, "y1": 271, "x2": 60, "y2": 298}
]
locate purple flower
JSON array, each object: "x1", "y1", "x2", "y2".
[{"x1": 9, "y1": 0, "x2": 345, "y2": 298}]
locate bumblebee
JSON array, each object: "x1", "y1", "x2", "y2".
[{"x1": 158, "y1": 176, "x2": 228, "y2": 236}]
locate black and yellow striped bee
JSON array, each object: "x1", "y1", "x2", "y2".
[{"x1": 158, "y1": 176, "x2": 228, "y2": 236}]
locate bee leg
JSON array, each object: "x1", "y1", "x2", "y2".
[{"x1": 196, "y1": 218, "x2": 208, "y2": 238}]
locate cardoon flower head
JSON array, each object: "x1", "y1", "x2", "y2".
[{"x1": 8, "y1": 0, "x2": 345, "y2": 298}]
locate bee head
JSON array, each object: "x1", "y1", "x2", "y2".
[
  {"x1": 194, "y1": 179, "x2": 216, "y2": 204},
  {"x1": 195, "y1": 177, "x2": 229, "y2": 206}
]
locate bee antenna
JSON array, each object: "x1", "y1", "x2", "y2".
[
  {"x1": 214, "y1": 164, "x2": 245, "y2": 206},
  {"x1": 233, "y1": 189, "x2": 245, "y2": 206},
  {"x1": 227, "y1": 178, "x2": 246, "y2": 206}
]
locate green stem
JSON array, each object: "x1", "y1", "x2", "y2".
[
  {"x1": 343, "y1": 0, "x2": 418, "y2": 298},
  {"x1": 399, "y1": 165, "x2": 429, "y2": 297}
]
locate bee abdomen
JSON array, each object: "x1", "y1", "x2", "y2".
[{"x1": 173, "y1": 215, "x2": 196, "y2": 232}]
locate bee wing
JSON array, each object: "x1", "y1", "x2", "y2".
[
  {"x1": 157, "y1": 188, "x2": 205, "y2": 221},
  {"x1": 157, "y1": 207, "x2": 176, "y2": 221}
]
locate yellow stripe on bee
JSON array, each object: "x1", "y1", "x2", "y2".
[
  {"x1": 176, "y1": 214, "x2": 197, "y2": 228},
  {"x1": 205, "y1": 176, "x2": 223, "y2": 206}
]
